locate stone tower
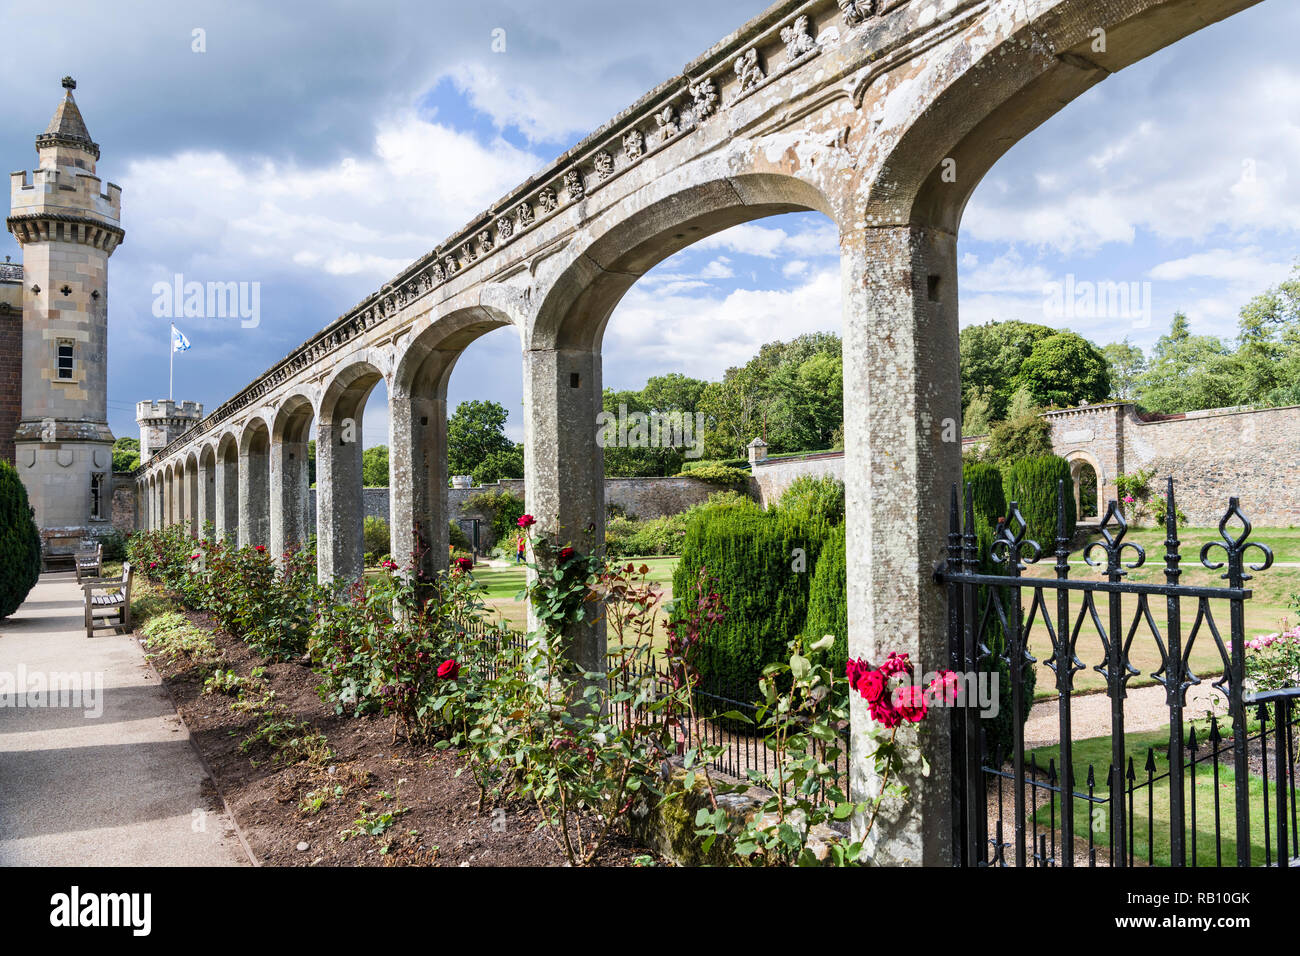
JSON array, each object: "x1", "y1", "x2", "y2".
[
  {"x1": 136, "y1": 400, "x2": 203, "y2": 463},
  {"x1": 6, "y1": 77, "x2": 124, "y2": 555}
]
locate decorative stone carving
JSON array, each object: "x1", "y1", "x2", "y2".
[
  {"x1": 444, "y1": 254, "x2": 458, "y2": 275},
  {"x1": 565, "y1": 168, "x2": 585, "y2": 200},
  {"x1": 838, "y1": 0, "x2": 874, "y2": 25},
  {"x1": 463, "y1": 241, "x2": 478, "y2": 264},
  {"x1": 538, "y1": 187, "x2": 558, "y2": 213},
  {"x1": 496, "y1": 215, "x2": 515, "y2": 240},
  {"x1": 689, "y1": 79, "x2": 718, "y2": 121},
  {"x1": 477, "y1": 229, "x2": 494, "y2": 255},
  {"x1": 517, "y1": 201, "x2": 535, "y2": 227},
  {"x1": 781, "y1": 15, "x2": 817, "y2": 59},
  {"x1": 594, "y1": 151, "x2": 614, "y2": 180},
  {"x1": 623, "y1": 129, "x2": 645, "y2": 161},
  {"x1": 734, "y1": 49, "x2": 764, "y2": 93},
  {"x1": 431, "y1": 261, "x2": 445, "y2": 283},
  {"x1": 655, "y1": 105, "x2": 679, "y2": 142}
]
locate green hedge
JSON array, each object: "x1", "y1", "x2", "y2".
[
  {"x1": 962, "y1": 459, "x2": 1034, "y2": 760},
  {"x1": 674, "y1": 464, "x2": 752, "y2": 490},
  {"x1": 801, "y1": 521, "x2": 846, "y2": 674},
  {"x1": 673, "y1": 505, "x2": 831, "y2": 698},
  {"x1": 1002, "y1": 454, "x2": 1076, "y2": 547},
  {"x1": 0, "y1": 461, "x2": 41, "y2": 619}
]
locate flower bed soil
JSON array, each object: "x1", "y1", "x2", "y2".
[{"x1": 142, "y1": 604, "x2": 661, "y2": 867}]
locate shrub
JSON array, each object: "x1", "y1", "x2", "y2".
[
  {"x1": 777, "y1": 475, "x2": 845, "y2": 525},
  {"x1": 448, "y1": 520, "x2": 472, "y2": 552},
  {"x1": 675, "y1": 464, "x2": 752, "y2": 491},
  {"x1": 980, "y1": 413, "x2": 1054, "y2": 468},
  {"x1": 802, "y1": 521, "x2": 846, "y2": 673},
  {"x1": 673, "y1": 505, "x2": 831, "y2": 699},
  {"x1": 1002, "y1": 454, "x2": 1076, "y2": 549},
  {"x1": 962, "y1": 459, "x2": 1034, "y2": 761},
  {"x1": 0, "y1": 460, "x2": 41, "y2": 619},
  {"x1": 467, "y1": 489, "x2": 526, "y2": 546},
  {"x1": 363, "y1": 516, "x2": 390, "y2": 557}
]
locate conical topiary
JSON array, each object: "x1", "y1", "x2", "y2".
[{"x1": 0, "y1": 461, "x2": 42, "y2": 618}]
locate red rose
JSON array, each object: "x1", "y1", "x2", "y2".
[
  {"x1": 254, "y1": 545, "x2": 266, "y2": 553},
  {"x1": 857, "y1": 669, "x2": 886, "y2": 704},
  {"x1": 846, "y1": 657, "x2": 871, "y2": 688},
  {"x1": 893, "y1": 684, "x2": 928, "y2": 723},
  {"x1": 879, "y1": 652, "x2": 911, "y2": 678},
  {"x1": 454, "y1": 556, "x2": 473, "y2": 572},
  {"x1": 437, "y1": 659, "x2": 460, "y2": 680},
  {"x1": 517, "y1": 514, "x2": 536, "y2": 529},
  {"x1": 869, "y1": 698, "x2": 901, "y2": 728},
  {"x1": 559, "y1": 546, "x2": 576, "y2": 561}
]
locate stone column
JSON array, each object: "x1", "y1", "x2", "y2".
[
  {"x1": 842, "y1": 222, "x2": 960, "y2": 866},
  {"x1": 215, "y1": 452, "x2": 238, "y2": 543},
  {"x1": 186, "y1": 466, "x2": 199, "y2": 537},
  {"x1": 238, "y1": 444, "x2": 270, "y2": 548},
  {"x1": 316, "y1": 417, "x2": 364, "y2": 584},
  {"x1": 199, "y1": 459, "x2": 216, "y2": 533},
  {"x1": 270, "y1": 435, "x2": 311, "y2": 559},
  {"x1": 522, "y1": 346, "x2": 605, "y2": 674},
  {"x1": 390, "y1": 385, "x2": 449, "y2": 577}
]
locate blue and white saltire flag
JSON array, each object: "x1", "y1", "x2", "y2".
[{"x1": 172, "y1": 324, "x2": 191, "y2": 352}]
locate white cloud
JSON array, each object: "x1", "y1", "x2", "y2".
[
  {"x1": 1147, "y1": 248, "x2": 1294, "y2": 285},
  {"x1": 693, "y1": 220, "x2": 837, "y2": 259}
]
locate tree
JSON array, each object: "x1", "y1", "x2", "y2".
[
  {"x1": 959, "y1": 320, "x2": 1058, "y2": 421},
  {"x1": 1101, "y1": 339, "x2": 1146, "y2": 401},
  {"x1": 112, "y1": 437, "x2": 141, "y2": 472},
  {"x1": 0, "y1": 460, "x2": 41, "y2": 619},
  {"x1": 1237, "y1": 263, "x2": 1300, "y2": 404},
  {"x1": 1136, "y1": 312, "x2": 1239, "y2": 414},
  {"x1": 447, "y1": 400, "x2": 515, "y2": 478},
  {"x1": 361, "y1": 445, "x2": 389, "y2": 487},
  {"x1": 962, "y1": 388, "x2": 993, "y2": 437},
  {"x1": 1014, "y1": 331, "x2": 1111, "y2": 409},
  {"x1": 472, "y1": 445, "x2": 524, "y2": 485}
]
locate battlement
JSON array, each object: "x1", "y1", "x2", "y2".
[
  {"x1": 136, "y1": 399, "x2": 204, "y2": 422},
  {"x1": 10, "y1": 166, "x2": 123, "y2": 222}
]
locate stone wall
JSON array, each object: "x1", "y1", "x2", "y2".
[
  {"x1": 750, "y1": 451, "x2": 845, "y2": 508},
  {"x1": 111, "y1": 472, "x2": 136, "y2": 535},
  {"x1": 0, "y1": 304, "x2": 20, "y2": 466},
  {"x1": 1029, "y1": 402, "x2": 1300, "y2": 527}
]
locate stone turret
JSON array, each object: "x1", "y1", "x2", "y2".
[
  {"x1": 136, "y1": 400, "x2": 203, "y2": 463},
  {"x1": 6, "y1": 78, "x2": 124, "y2": 553}
]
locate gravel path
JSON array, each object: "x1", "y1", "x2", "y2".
[{"x1": 1023, "y1": 682, "x2": 1228, "y2": 750}]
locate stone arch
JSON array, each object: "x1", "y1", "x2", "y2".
[
  {"x1": 198, "y1": 443, "x2": 217, "y2": 532},
  {"x1": 183, "y1": 450, "x2": 200, "y2": 537},
  {"x1": 270, "y1": 393, "x2": 317, "y2": 557},
  {"x1": 317, "y1": 358, "x2": 388, "y2": 582},
  {"x1": 1064, "y1": 449, "x2": 1103, "y2": 521},
  {"x1": 523, "y1": 170, "x2": 838, "y2": 673},
  {"x1": 238, "y1": 417, "x2": 272, "y2": 549},
  {"x1": 162, "y1": 462, "x2": 176, "y2": 527},
  {"x1": 215, "y1": 431, "x2": 240, "y2": 542},
  {"x1": 864, "y1": 0, "x2": 1263, "y2": 232},
  {"x1": 531, "y1": 171, "x2": 836, "y2": 352},
  {"x1": 391, "y1": 305, "x2": 520, "y2": 575}
]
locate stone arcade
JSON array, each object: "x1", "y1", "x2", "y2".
[{"x1": 130, "y1": 0, "x2": 1265, "y2": 863}]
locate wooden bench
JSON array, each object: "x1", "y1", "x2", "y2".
[
  {"x1": 82, "y1": 561, "x2": 134, "y2": 638},
  {"x1": 74, "y1": 541, "x2": 103, "y2": 582}
]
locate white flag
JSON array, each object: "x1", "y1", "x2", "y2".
[{"x1": 172, "y1": 325, "x2": 191, "y2": 353}]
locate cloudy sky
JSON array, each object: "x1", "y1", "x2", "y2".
[{"x1": 1, "y1": 0, "x2": 1296, "y2": 447}]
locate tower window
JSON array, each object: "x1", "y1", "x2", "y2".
[
  {"x1": 90, "y1": 473, "x2": 105, "y2": 520},
  {"x1": 56, "y1": 340, "x2": 75, "y2": 379}
]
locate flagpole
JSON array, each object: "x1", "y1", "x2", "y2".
[{"x1": 169, "y1": 323, "x2": 174, "y2": 401}]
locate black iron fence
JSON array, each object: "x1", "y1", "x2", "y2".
[{"x1": 938, "y1": 477, "x2": 1299, "y2": 867}]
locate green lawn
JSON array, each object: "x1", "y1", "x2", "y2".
[
  {"x1": 472, "y1": 556, "x2": 680, "y2": 638},
  {"x1": 1027, "y1": 719, "x2": 1285, "y2": 866}
]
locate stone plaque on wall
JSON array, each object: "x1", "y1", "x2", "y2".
[{"x1": 1061, "y1": 429, "x2": 1093, "y2": 443}]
